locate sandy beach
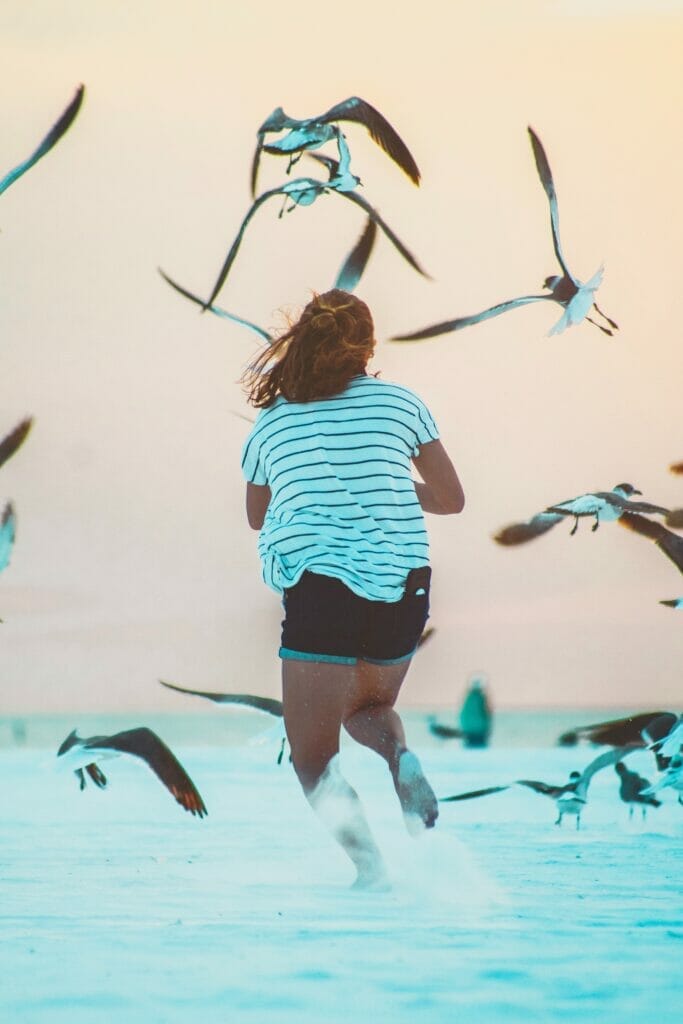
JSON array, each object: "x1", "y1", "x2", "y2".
[{"x1": 2, "y1": 726, "x2": 681, "y2": 1023}]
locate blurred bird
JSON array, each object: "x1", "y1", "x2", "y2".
[
  {"x1": 441, "y1": 747, "x2": 634, "y2": 829},
  {"x1": 204, "y1": 166, "x2": 428, "y2": 309},
  {"x1": 56, "y1": 727, "x2": 207, "y2": 817},
  {"x1": 0, "y1": 418, "x2": 33, "y2": 576},
  {"x1": 642, "y1": 753, "x2": 683, "y2": 806},
  {"x1": 160, "y1": 679, "x2": 288, "y2": 764},
  {"x1": 0, "y1": 417, "x2": 33, "y2": 469},
  {"x1": 494, "y1": 483, "x2": 668, "y2": 545},
  {"x1": 0, "y1": 502, "x2": 16, "y2": 574},
  {"x1": 614, "y1": 761, "x2": 661, "y2": 819},
  {"x1": 557, "y1": 711, "x2": 681, "y2": 773},
  {"x1": 250, "y1": 96, "x2": 420, "y2": 196},
  {"x1": 427, "y1": 715, "x2": 462, "y2": 740},
  {"x1": 618, "y1": 512, "x2": 683, "y2": 575},
  {"x1": 660, "y1": 598, "x2": 683, "y2": 609},
  {"x1": 391, "y1": 126, "x2": 617, "y2": 342},
  {"x1": 0, "y1": 85, "x2": 84, "y2": 196},
  {"x1": 670, "y1": 462, "x2": 683, "y2": 475},
  {"x1": 666, "y1": 509, "x2": 683, "y2": 529}
]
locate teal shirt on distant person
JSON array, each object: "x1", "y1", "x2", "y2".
[{"x1": 241, "y1": 374, "x2": 439, "y2": 602}]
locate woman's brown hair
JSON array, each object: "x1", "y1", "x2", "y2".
[{"x1": 242, "y1": 289, "x2": 376, "y2": 408}]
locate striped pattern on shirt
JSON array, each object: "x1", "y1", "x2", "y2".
[{"x1": 241, "y1": 375, "x2": 439, "y2": 601}]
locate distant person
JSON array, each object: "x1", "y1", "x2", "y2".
[
  {"x1": 241, "y1": 289, "x2": 465, "y2": 889},
  {"x1": 459, "y1": 674, "x2": 492, "y2": 747}
]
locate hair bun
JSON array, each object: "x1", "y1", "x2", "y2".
[{"x1": 311, "y1": 309, "x2": 337, "y2": 331}]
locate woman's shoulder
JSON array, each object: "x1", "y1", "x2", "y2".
[{"x1": 359, "y1": 375, "x2": 429, "y2": 406}]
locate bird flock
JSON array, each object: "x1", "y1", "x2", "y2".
[{"x1": 2, "y1": 88, "x2": 681, "y2": 824}]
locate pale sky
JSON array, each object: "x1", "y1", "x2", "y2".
[{"x1": 0, "y1": 1, "x2": 681, "y2": 713}]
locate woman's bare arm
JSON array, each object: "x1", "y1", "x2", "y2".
[
  {"x1": 246, "y1": 483, "x2": 271, "y2": 529},
  {"x1": 412, "y1": 439, "x2": 465, "y2": 515}
]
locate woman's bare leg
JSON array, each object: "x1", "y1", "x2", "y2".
[
  {"x1": 282, "y1": 659, "x2": 388, "y2": 889},
  {"x1": 342, "y1": 658, "x2": 438, "y2": 834}
]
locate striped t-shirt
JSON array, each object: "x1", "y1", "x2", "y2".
[{"x1": 241, "y1": 374, "x2": 439, "y2": 602}]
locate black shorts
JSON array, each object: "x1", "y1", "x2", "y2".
[{"x1": 279, "y1": 567, "x2": 431, "y2": 666}]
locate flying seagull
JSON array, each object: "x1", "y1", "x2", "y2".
[
  {"x1": 557, "y1": 711, "x2": 680, "y2": 773},
  {"x1": 204, "y1": 169, "x2": 428, "y2": 309},
  {"x1": 56, "y1": 727, "x2": 207, "y2": 817},
  {"x1": 440, "y1": 747, "x2": 634, "y2": 829},
  {"x1": 670, "y1": 462, "x2": 683, "y2": 475},
  {"x1": 1, "y1": 85, "x2": 85, "y2": 197},
  {"x1": 660, "y1": 598, "x2": 683, "y2": 609},
  {"x1": 250, "y1": 96, "x2": 420, "y2": 196},
  {"x1": 494, "y1": 483, "x2": 668, "y2": 545},
  {"x1": 160, "y1": 679, "x2": 288, "y2": 764},
  {"x1": 391, "y1": 126, "x2": 618, "y2": 342},
  {"x1": 614, "y1": 761, "x2": 661, "y2": 820},
  {"x1": 159, "y1": 268, "x2": 273, "y2": 342}
]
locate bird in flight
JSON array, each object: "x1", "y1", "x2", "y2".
[
  {"x1": 642, "y1": 752, "x2": 683, "y2": 806},
  {"x1": 440, "y1": 747, "x2": 634, "y2": 829},
  {"x1": 660, "y1": 598, "x2": 683, "y2": 609},
  {"x1": 494, "y1": 483, "x2": 668, "y2": 544},
  {"x1": 670, "y1": 462, "x2": 683, "y2": 475},
  {"x1": 56, "y1": 727, "x2": 208, "y2": 817},
  {"x1": 1, "y1": 85, "x2": 84, "y2": 197},
  {"x1": 250, "y1": 96, "x2": 420, "y2": 196},
  {"x1": 556, "y1": 711, "x2": 681, "y2": 773},
  {"x1": 391, "y1": 126, "x2": 618, "y2": 342},
  {"x1": 204, "y1": 159, "x2": 428, "y2": 309}
]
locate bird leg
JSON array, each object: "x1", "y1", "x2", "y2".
[
  {"x1": 592, "y1": 513, "x2": 600, "y2": 532},
  {"x1": 585, "y1": 315, "x2": 613, "y2": 337},
  {"x1": 570, "y1": 516, "x2": 579, "y2": 536},
  {"x1": 555, "y1": 811, "x2": 562, "y2": 826},
  {"x1": 75, "y1": 768, "x2": 86, "y2": 791},
  {"x1": 278, "y1": 194, "x2": 288, "y2": 219},
  {"x1": 629, "y1": 805, "x2": 634, "y2": 820},
  {"x1": 277, "y1": 737, "x2": 286, "y2": 765},
  {"x1": 593, "y1": 302, "x2": 618, "y2": 331},
  {"x1": 576, "y1": 813, "x2": 580, "y2": 831}
]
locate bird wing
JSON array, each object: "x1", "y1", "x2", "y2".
[
  {"x1": 158, "y1": 269, "x2": 272, "y2": 342},
  {"x1": 440, "y1": 785, "x2": 510, "y2": 802},
  {"x1": 336, "y1": 189, "x2": 429, "y2": 278},
  {"x1": 527, "y1": 126, "x2": 574, "y2": 283},
  {"x1": 99, "y1": 727, "x2": 207, "y2": 817},
  {"x1": 416, "y1": 626, "x2": 435, "y2": 649},
  {"x1": 0, "y1": 417, "x2": 33, "y2": 470},
  {"x1": 670, "y1": 462, "x2": 683, "y2": 475},
  {"x1": 515, "y1": 779, "x2": 568, "y2": 798},
  {"x1": 204, "y1": 185, "x2": 288, "y2": 309},
  {"x1": 561, "y1": 711, "x2": 673, "y2": 748},
  {"x1": 0, "y1": 85, "x2": 85, "y2": 196},
  {"x1": 390, "y1": 295, "x2": 551, "y2": 341},
  {"x1": 303, "y1": 150, "x2": 339, "y2": 180},
  {"x1": 619, "y1": 512, "x2": 683, "y2": 574},
  {"x1": 0, "y1": 502, "x2": 16, "y2": 573},
  {"x1": 660, "y1": 598, "x2": 683, "y2": 608},
  {"x1": 160, "y1": 679, "x2": 283, "y2": 717},
  {"x1": 602, "y1": 493, "x2": 670, "y2": 516},
  {"x1": 493, "y1": 511, "x2": 564, "y2": 545},
  {"x1": 666, "y1": 509, "x2": 683, "y2": 529},
  {"x1": 318, "y1": 97, "x2": 420, "y2": 186},
  {"x1": 428, "y1": 720, "x2": 463, "y2": 739},
  {"x1": 333, "y1": 216, "x2": 377, "y2": 292},
  {"x1": 574, "y1": 746, "x2": 638, "y2": 799}
]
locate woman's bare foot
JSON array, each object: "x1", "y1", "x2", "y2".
[{"x1": 394, "y1": 750, "x2": 439, "y2": 836}]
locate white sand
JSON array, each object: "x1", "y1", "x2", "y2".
[{"x1": 1, "y1": 740, "x2": 681, "y2": 1023}]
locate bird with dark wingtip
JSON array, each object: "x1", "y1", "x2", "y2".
[
  {"x1": 250, "y1": 96, "x2": 421, "y2": 197},
  {"x1": 391, "y1": 126, "x2": 618, "y2": 342},
  {"x1": 1, "y1": 85, "x2": 84, "y2": 197},
  {"x1": 57, "y1": 727, "x2": 208, "y2": 817},
  {"x1": 441, "y1": 747, "x2": 635, "y2": 829},
  {"x1": 642, "y1": 753, "x2": 683, "y2": 806},
  {"x1": 159, "y1": 213, "x2": 378, "y2": 341},
  {"x1": 205, "y1": 135, "x2": 427, "y2": 310},
  {"x1": 494, "y1": 482, "x2": 669, "y2": 546},
  {"x1": 556, "y1": 711, "x2": 681, "y2": 774}
]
